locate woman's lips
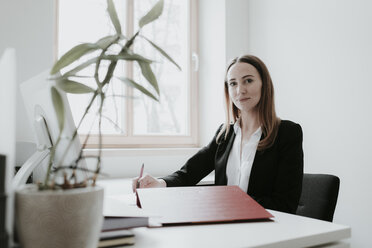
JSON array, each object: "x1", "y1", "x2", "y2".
[{"x1": 238, "y1": 97, "x2": 251, "y2": 102}]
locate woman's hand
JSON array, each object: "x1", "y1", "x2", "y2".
[{"x1": 132, "y1": 174, "x2": 167, "y2": 192}]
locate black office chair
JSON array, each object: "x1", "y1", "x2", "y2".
[{"x1": 296, "y1": 174, "x2": 340, "y2": 222}]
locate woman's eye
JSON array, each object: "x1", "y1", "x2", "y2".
[
  {"x1": 229, "y1": 82, "x2": 237, "y2": 86},
  {"x1": 245, "y1": 79, "x2": 253, "y2": 83}
]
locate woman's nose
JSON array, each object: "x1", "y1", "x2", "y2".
[{"x1": 237, "y1": 83, "x2": 247, "y2": 94}]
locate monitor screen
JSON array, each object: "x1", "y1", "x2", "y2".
[{"x1": 20, "y1": 70, "x2": 87, "y2": 184}]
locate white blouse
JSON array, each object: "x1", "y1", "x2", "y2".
[{"x1": 226, "y1": 122, "x2": 262, "y2": 192}]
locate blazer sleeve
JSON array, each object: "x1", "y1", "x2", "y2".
[
  {"x1": 255, "y1": 123, "x2": 304, "y2": 214},
  {"x1": 161, "y1": 126, "x2": 222, "y2": 187}
]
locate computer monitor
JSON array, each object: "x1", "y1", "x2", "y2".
[
  {"x1": 0, "y1": 48, "x2": 16, "y2": 248},
  {"x1": 15, "y1": 70, "x2": 87, "y2": 188}
]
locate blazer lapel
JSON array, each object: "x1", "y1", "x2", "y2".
[
  {"x1": 215, "y1": 130, "x2": 235, "y2": 185},
  {"x1": 247, "y1": 132, "x2": 265, "y2": 192}
]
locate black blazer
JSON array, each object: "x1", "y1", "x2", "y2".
[{"x1": 162, "y1": 120, "x2": 304, "y2": 214}]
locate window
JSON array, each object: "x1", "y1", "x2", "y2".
[{"x1": 57, "y1": 0, "x2": 198, "y2": 148}]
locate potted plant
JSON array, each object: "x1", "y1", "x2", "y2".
[{"x1": 15, "y1": 0, "x2": 180, "y2": 247}]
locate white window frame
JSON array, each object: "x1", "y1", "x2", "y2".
[{"x1": 55, "y1": 0, "x2": 199, "y2": 148}]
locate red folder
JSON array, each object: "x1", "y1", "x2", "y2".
[{"x1": 137, "y1": 185, "x2": 273, "y2": 225}]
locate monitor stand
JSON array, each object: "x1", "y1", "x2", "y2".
[{"x1": 12, "y1": 150, "x2": 49, "y2": 190}]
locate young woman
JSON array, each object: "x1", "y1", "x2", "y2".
[{"x1": 133, "y1": 55, "x2": 303, "y2": 214}]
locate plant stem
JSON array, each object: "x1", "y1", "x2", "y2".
[
  {"x1": 101, "y1": 114, "x2": 124, "y2": 133},
  {"x1": 43, "y1": 134, "x2": 62, "y2": 189},
  {"x1": 92, "y1": 93, "x2": 105, "y2": 186},
  {"x1": 77, "y1": 110, "x2": 98, "y2": 161},
  {"x1": 95, "y1": 35, "x2": 121, "y2": 87},
  {"x1": 53, "y1": 35, "x2": 121, "y2": 183},
  {"x1": 53, "y1": 165, "x2": 106, "y2": 175}
]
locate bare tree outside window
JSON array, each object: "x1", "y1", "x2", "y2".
[
  {"x1": 58, "y1": 0, "x2": 197, "y2": 147},
  {"x1": 133, "y1": 0, "x2": 188, "y2": 135}
]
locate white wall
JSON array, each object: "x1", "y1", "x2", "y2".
[
  {"x1": 198, "y1": 0, "x2": 226, "y2": 145},
  {"x1": 225, "y1": 0, "x2": 250, "y2": 60},
  {"x1": 246, "y1": 0, "x2": 372, "y2": 247},
  {"x1": 0, "y1": 0, "x2": 55, "y2": 143},
  {"x1": 198, "y1": 0, "x2": 252, "y2": 145}
]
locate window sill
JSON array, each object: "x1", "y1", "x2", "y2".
[
  {"x1": 83, "y1": 147, "x2": 201, "y2": 157},
  {"x1": 84, "y1": 147, "x2": 201, "y2": 178}
]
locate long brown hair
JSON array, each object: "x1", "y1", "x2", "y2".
[{"x1": 216, "y1": 55, "x2": 280, "y2": 150}]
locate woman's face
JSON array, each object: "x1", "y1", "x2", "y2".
[{"x1": 227, "y1": 62, "x2": 262, "y2": 114}]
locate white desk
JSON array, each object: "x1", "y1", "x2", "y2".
[{"x1": 98, "y1": 179, "x2": 351, "y2": 248}]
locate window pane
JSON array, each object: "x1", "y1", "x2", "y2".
[
  {"x1": 58, "y1": 0, "x2": 126, "y2": 135},
  {"x1": 58, "y1": 0, "x2": 193, "y2": 143},
  {"x1": 133, "y1": 0, "x2": 189, "y2": 135}
]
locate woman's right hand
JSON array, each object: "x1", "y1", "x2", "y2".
[{"x1": 132, "y1": 174, "x2": 167, "y2": 192}]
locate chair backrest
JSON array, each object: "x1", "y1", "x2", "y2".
[{"x1": 296, "y1": 173, "x2": 340, "y2": 222}]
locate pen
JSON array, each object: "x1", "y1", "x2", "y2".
[{"x1": 136, "y1": 163, "x2": 144, "y2": 189}]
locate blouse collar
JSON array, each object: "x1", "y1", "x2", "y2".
[{"x1": 233, "y1": 118, "x2": 262, "y2": 136}]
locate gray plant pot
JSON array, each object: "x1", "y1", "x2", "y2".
[{"x1": 15, "y1": 184, "x2": 104, "y2": 248}]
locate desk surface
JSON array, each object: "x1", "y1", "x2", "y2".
[{"x1": 98, "y1": 179, "x2": 351, "y2": 248}]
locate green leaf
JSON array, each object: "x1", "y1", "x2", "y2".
[
  {"x1": 117, "y1": 77, "x2": 158, "y2": 101},
  {"x1": 139, "y1": 0, "x2": 164, "y2": 28},
  {"x1": 102, "y1": 62, "x2": 117, "y2": 86},
  {"x1": 57, "y1": 79, "x2": 95, "y2": 94},
  {"x1": 51, "y1": 43, "x2": 100, "y2": 75},
  {"x1": 50, "y1": 75, "x2": 93, "y2": 81},
  {"x1": 107, "y1": 0, "x2": 122, "y2": 35},
  {"x1": 103, "y1": 53, "x2": 153, "y2": 63},
  {"x1": 96, "y1": 35, "x2": 119, "y2": 49},
  {"x1": 51, "y1": 86, "x2": 65, "y2": 131},
  {"x1": 141, "y1": 36, "x2": 181, "y2": 70},
  {"x1": 123, "y1": 31, "x2": 139, "y2": 50},
  {"x1": 63, "y1": 57, "x2": 99, "y2": 77},
  {"x1": 137, "y1": 61, "x2": 159, "y2": 94}
]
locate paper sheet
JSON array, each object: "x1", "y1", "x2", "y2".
[{"x1": 103, "y1": 193, "x2": 157, "y2": 217}]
